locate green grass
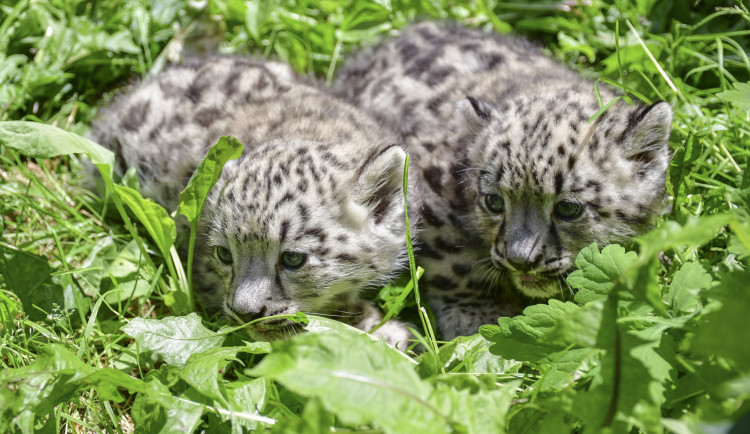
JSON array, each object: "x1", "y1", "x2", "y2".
[{"x1": 2, "y1": 0, "x2": 750, "y2": 432}]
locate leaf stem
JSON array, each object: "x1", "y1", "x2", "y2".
[{"x1": 603, "y1": 328, "x2": 621, "y2": 428}]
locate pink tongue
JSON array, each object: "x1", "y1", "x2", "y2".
[{"x1": 519, "y1": 274, "x2": 537, "y2": 282}]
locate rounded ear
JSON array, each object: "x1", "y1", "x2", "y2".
[
  {"x1": 352, "y1": 145, "x2": 407, "y2": 225},
  {"x1": 622, "y1": 101, "x2": 673, "y2": 166},
  {"x1": 458, "y1": 96, "x2": 493, "y2": 128}
]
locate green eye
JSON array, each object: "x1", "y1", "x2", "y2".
[
  {"x1": 484, "y1": 194, "x2": 505, "y2": 214},
  {"x1": 280, "y1": 251, "x2": 307, "y2": 270},
  {"x1": 554, "y1": 201, "x2": 583, "y2": 220},
  {"x1": 215, "y1": 246, "x2": 233, "y2": 264}
]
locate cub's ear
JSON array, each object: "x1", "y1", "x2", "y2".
[
  {"x1": 458, "y1": 96, "x2": 494, "y2": 128},
  {"x1": 353, "y1": 145, "x2": 407, "y2": 225},
  {"x1": 622, "y1": 101, "x2": 673, "y2": 167}
]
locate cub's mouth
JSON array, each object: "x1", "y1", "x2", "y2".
[
  {"x1": 224, "y1": 304, "x2": 303, "y2": 341},
  {"x1": 508, "y1": 272, "x2": 566, "y2": 299},
  {"x1": 246, "y1": 322, "x2": 303, "y2": 341}
]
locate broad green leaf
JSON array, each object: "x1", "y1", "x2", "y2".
[
  {"x1": 667, "y1": 261, "x2": 713, "y2": 314},
  {"x1": 545, "y1": 301, "x2": 605, "y2": 348},
  {"x1": 249, "y1": 331, "x2": 449, "y2": 434},
  {"x1": 573, "y1": 300, "x2": 674, "y2": 433},
  {"x1": 728, "y1": 217, "x2": 750, "y2": 259},
  {"x1": 636, "y1": 214, "x2": 733, "y2": 259},
  {"x1": 568, "y1": 244, "x2": 638, "y2": 304},
  {"x1": 80, "y1": 368, "x2": 151, "y2": 402},
  {"x1": 716, "y1": 82, "x2": 750, "y2": 110},
  {"x1": 75, "y1": 237, "x2": 118, "y2": 297},
  {"x1": 180, "y1": 347, "x2": 245, "y2": 406},
  {"x1": 304, "y1": 315, "x2": 416, "y2": 363},
  {"x1": 122, "y1": 313, "x2": 225, "y2": 367},
  {"x1": 0, "y1": 121, "x2": 114, "y2": 167},
  {"x1": 509, "y1": 404, "x2": 572, "y2": 434},
  {"x1": 222, "y1": 377, "x2": 274, "y2": 432},
  {"x1": 271, "y1": 397, "x2": 333, "y2": 434},
  {"x1": 115, "y1": 184, "x2": 176, "y2": 260},
  {"x1": 632, "y1": 258, "x2": 668, "y2": 317},
  {"x1": 101, "y1": 240, "x2": 155, "y2": 304},
  {"x1": 132, "y1": 368, "x2": 205, "y2": 434},
  {"x1": 431, "y1": 380, "x2": 520, "y2": 434},
  {"x1": 421, "y1": 334, "x2": 522, "y2": 375},
  {"x1": 692, "y1": 269, "x2": 750, "y2": 372},
  {"x1": 0, "y1": 344, "x2": 91, "y2": 428},
  {"x1": 177, "y1": 135, "x2": 243, "y2": 221}
]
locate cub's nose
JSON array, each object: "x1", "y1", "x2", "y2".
[
  {"x1": 505, "y1": 250, "x2": 542, "y2": 273},
  {"x1": 231, "y1": 306, "x2": 268, "y2": 323}
]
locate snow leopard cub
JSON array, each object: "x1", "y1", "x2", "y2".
[
  {"x1": 92, "y1": 57, "x2": 414, "y2": 348},
  {"x1": 334, "y1": 22, "x2": 672, "y2": 339}
]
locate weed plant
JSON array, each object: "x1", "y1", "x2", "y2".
[{"x1": 1, "y1": 0, "x2": 750, "y2": 432}]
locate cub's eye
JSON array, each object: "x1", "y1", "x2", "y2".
[
  {"x1": 280, "y1": 251, "x2": 307, "y2": 270},
  {"x1": 554, "y1": 201, "x2": 583, "y2": 220},
  {"x1": 214, "y1": 246, "x2": 233, "y2": 264},
  {"x1": 484, "y1": 194, "x2": 505, "y2": 214}
]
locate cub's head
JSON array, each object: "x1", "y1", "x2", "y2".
[
  {"x1": 196, "y1": 141, "x2": 408, "y2": 341},
  {"x1": 461, "y1": 93, "x2": 672, "y2": 298}
]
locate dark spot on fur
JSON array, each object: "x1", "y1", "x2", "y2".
[
  {"x1": 421, "y1": 204, "x2": 444, "y2": 227},
  {"x1": 435, "y1": 237, "x2": 462, "y2": 253},
  {"x1": 121, "y1": 101, "x2": 151, "y2": 132},
  {"x1": 417, "y1": 243, "x2": 443, "y2": 260},
  {"x1": 194, "y1": 107, "x2": 221, "y2": 127},
  {"x1": 336, "y1": 254, "x2": 357, "y2": 263},
  {"x1": 423, "y1": 166, "x2": 443, "y2": 194},
  {"x1": 427, "y1": 275, "x2": 457, "y2": 291},
  {"x1": 452, "y1": 263, "x2": 471, "y2": 276}
]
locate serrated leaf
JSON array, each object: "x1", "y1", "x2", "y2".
[
  {"x1": 122, "y1": 313, "x2": 225, "y2": 367},
  {"x1": 485, "y1": 300, "x2": 581, "y2": 358},
  {"x1": 545, "y1": 301, "x2": 604, "y2": 348},
  {"x1": 248, "y1": 331, "x2": 448, "y2": 434},
  {"x1": 568, "y1": 243, "x2": 638, "y2": 304},
  {"x1": 483, "y1": 300, "x2": 600, "y2": 390}
]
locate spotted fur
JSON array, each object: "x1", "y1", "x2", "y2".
[
  {"x1": 91, "y1": 57, "x2": 414, "y2": 349},
  {"x1": 334, "y1": 22, "x2": 673, "y2": 339}
]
